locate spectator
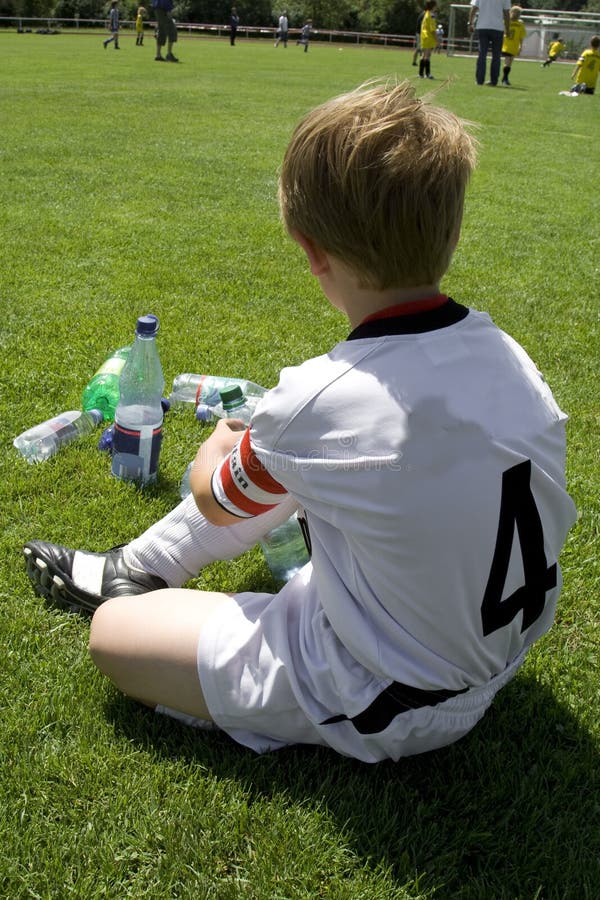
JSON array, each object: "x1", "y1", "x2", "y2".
[
  {"x1": 230, "y1": 7, "x2": 239, "y2": 46},
  {"x1": 153, "y1": 0, "x2": 179, "y2": 61},
  {"x1": 468, "y1": 0, "x2": 511, "y2": 86}
]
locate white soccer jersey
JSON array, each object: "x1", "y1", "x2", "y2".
[{"x1": 211, "y1": 299, "x2": 576, "y2": 697}]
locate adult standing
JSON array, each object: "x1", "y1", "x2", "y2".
[
  {"x1": 153, "y1": 0, "x2": 179, "y2": 61},
  {"x1": 468, "y1": 0, "x2": 511, "y2": 86},
  {"x1": 275, "y1": 10, "x2": 289, "y2": 47},
  {"x1": 230, "y1": 7, "x2": 239, "y2": 46},
  {"x1": 412, "y1": 7, "x2": 426, "y2": 66}
]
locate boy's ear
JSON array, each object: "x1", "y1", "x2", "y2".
[{"x1": 290, "y1": 229, "x2": 330, "y2": 277}]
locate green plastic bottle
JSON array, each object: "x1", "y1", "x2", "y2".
[{"x1": 81, "y1": 346, "x2": 130, "y2": 422}]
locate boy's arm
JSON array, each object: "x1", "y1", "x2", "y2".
[
  {"x1": 571, "y1": 62, "x2": 581, "y2": 80},
  {"x1": 190, "y1": 419, "x2": 249, "y2": 525},
  {"x1": 503, "y1": 8, "x2": 510, "y2": 35}
]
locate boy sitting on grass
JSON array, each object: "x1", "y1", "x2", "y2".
[
  {"x1": 24, "y1": 80, "x2": 576, "y2": 763},
  {"x1": 559, "y1": 35, "x2": 600, "y2": 95}
]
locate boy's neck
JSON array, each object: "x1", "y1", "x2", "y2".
[
  {"x1": 305, "y1": 238, "x2": 444, "y2": 328},
  {"x1": 341, "y1": 283, "x2": 443, "y2": 329}
]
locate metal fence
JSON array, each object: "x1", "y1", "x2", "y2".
[{"x1": 1, "y1": 16, "x2": 417, "y2": 49}]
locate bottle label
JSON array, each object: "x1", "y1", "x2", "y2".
[{"x1": 111, "y1": 422, "x2": 162, "y2": 483}]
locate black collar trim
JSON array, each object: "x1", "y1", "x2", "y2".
[{"x1": 347, "y1": 299, "x2": 469, "y2": 340}]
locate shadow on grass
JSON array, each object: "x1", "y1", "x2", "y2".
[{"x1": 105, "y1": 673, "x2": 599, "y2": 898}]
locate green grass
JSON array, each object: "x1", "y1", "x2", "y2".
[{"x1": 1, "y1": 31, "x2": 599, "y2": 898}]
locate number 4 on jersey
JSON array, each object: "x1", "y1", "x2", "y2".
[{"x1": 481, "y1": 460, "x2": 557, "y2": 637}]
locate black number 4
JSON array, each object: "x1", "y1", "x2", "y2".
[{"x1": 481, "y1": 460, "x2": 557, "y2": 637}]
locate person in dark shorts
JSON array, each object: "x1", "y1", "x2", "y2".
[{"x1": 153, "y1": 0, "x2": 178, "y2": 62}]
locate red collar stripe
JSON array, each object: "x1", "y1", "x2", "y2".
[{"x1": 360, "y1": 294, "x2": 449, "y2": 325}]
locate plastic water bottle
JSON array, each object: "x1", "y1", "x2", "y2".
[
  {"x1": 81, "y1": 346, "x2": 130, "y2": 422},
  {"x1": 14, "y1": 409, "x2": 103, "y2": 464},
  {"x1": 111, "y1": 314, "x2": 164, "y2": 486},
  {"x1": 211, "y1": 385, "x2": 257, "y2": 423},
  {"x1": 179, "y1": 459, "x2": 194, "y2": 499},
  {"x1": 259, "y1": 512, "x2": 310, "y2": 583},
  {"x1": 170, "y1": 373, "x2": 266, "y2": 409}
]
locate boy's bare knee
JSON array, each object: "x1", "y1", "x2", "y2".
[{"x1": 88, "y1": 598, "x2": 119, "y2": 673}]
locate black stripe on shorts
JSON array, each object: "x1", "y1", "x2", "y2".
[{"x1": 321, "y1": 680, "x2": 469, "y2": 735}]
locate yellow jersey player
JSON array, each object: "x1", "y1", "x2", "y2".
[
  {"x1": 559, "y1": 35, "x2": 600, "y2": 95},
  {"x1": 501, "y1": 6, "x2": 526, "y2": 85},
  {"x1": 542, "y1": 35, "x2": 565, "y2": 67},
  {"x1": 419, "y1": 0, "x2": 438, "y2": 79}
]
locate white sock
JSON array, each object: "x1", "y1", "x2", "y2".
[{"x1": 124, "y1": 493, "x2": 299, "y2": 587}]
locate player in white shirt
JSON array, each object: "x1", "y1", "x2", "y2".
[
  {"x1": 24, "y1": 81, "x2": 576, "y2": 762},
  {"x1": 275, "y1": 10, "x2": 288, "y2": 47}
]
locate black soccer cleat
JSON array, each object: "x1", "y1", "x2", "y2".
[{"x1": 23, "y1": 541, "x2": 167, "y2": 616}]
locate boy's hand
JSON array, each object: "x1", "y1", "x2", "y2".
[{"x1": 188, "y1": 418, "x2": 250, "y2": 526}]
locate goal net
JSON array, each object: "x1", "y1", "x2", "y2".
[{"x1": 447, "y1": 5, "x2": 600, "y2": 60}]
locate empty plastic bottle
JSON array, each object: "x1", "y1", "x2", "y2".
[
  {"x1": 259, "y1": 512, "x2": 310, "y2": 583},
  {"x1": 81, "y1": 346, "x2": 130, "y2": 422},
  {"x1": 170, "y1": 373, "x2": 266, "y2": 409},
  {"x1": 211, "y1": 385, "x2": 257, "y2": 423},
  {"x1": 14, "y1": 409, "x2": 103, "y2": 464},
  {"x1": 111, "y1": 314, "x2": 164, "y2": 486},
  {"x1": 179, "y1": 459, "x2": 195, "y2": 499}
]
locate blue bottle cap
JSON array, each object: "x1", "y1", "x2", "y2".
[
  {"x1": 136, "y1": 314, "x2": 159, "y2": 336},
  {"x1": 98, "y1": 423, "x2": 115, "y2": 451},
  {"x1": 195, "y1": 402, "x2": 213, "y2": 422}
]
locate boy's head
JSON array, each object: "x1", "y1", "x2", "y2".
[
  {"x1": 279, "y1": 80, "x2": 477, "y2": 291},
  {"x1": 590, "y1": 35, "x2": 600, "y2": 49},
  {"x1": 510, "y1": 6, "x2": 522, "y2": 19},
  {"x1": 424, "y1": 0, "x2": 437, "y2": 10}
]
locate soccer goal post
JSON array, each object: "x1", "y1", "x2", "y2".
[{"x1": 447, "y1": 5, "x2": 600, "y2": 60}]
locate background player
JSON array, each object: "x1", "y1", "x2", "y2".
[
  {"x1": 542, "y1": 33, "x2": 565, "y2": 67},
  {"x1": 501, "y1": 6, "x2": 526, "y2": 85},
  {"x1": 419, "y1": 0, "x2": 438, "y2": 79},
  {"x1": 24, "y1": 81, "x2": 576, "y2": 763},
  {"x1": 559, "y1": 35, "x2": 600, "y2": 95}
]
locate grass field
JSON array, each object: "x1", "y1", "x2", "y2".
[{"x1": 1, "y1": 30, "x2": 599, "y2": 899}]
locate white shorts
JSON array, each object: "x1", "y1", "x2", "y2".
[{"x1": 196, "y1": 567, "x2": 527, "y2": 762}]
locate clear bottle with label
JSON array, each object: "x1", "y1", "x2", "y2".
[
  {"x1": 169, "y1": 373, "x2": 266, "y2": 409},
  {"x1": 14, "y1": 409, "x2": 103, "y2": 464},
  {"x1": 111, "y1": 314, "x2": 164, "y2": 486}
]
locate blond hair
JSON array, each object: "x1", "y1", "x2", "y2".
[
  {"x1": 279, "y1": 80, "x2": 477, "y2": 290},
  {"x1": 510, "y1": 6, "x2": 522, "y2": 19}
]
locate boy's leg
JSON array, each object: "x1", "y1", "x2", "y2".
[
  {"x1": 89, "y1": 588, "x2": 230, "y2": 719},
  {"x1": 126, "y1": 493, "x2": 298, "y2": 586},
  {"x1": 24, "y1": 494, "x2": 299, "y2": 613}
]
